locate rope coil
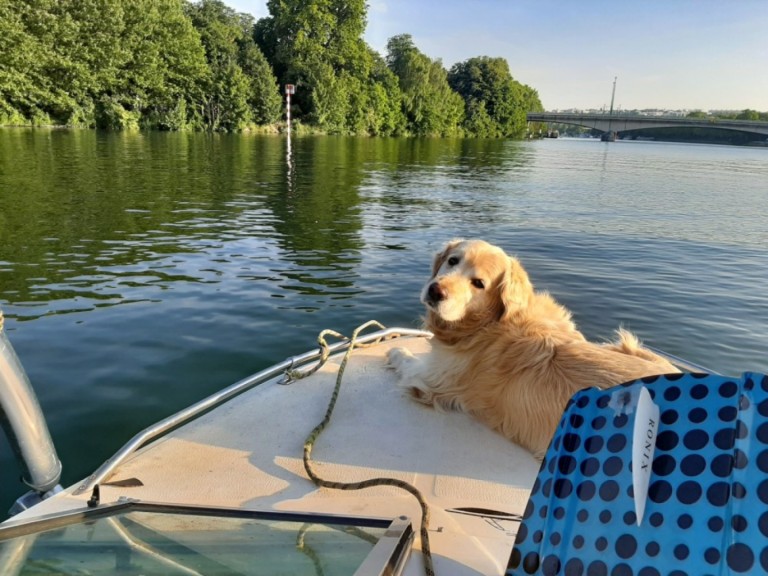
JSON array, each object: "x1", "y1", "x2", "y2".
[{"x1": 296, "y1": 320, "x2": 436, "y2": 576}]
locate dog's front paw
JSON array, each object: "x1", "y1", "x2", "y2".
[
  {"x1": 386, "y1": 347, "x2": 415, "y2": 373},
  {"x1": 386, "y1": 348, "x2": 435, "y2": 406}
]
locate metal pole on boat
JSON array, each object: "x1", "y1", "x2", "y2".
[{"x1": 0, "y1": 310, "x2": 63, "y2": 513}]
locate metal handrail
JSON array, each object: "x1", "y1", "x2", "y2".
[
  {"x1": 66, "y1": 326, "x2": 709, "y2": 496},
  {"x1": 74, "y1": 327, "x2": 432, "y2": 495},
  {"x1": 0, "y1": 311, "x2": 63, "y2": 495}
]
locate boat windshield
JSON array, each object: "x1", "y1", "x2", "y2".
[{"x1": 0, "y1": 501, "x2": 413, "y2": 576}]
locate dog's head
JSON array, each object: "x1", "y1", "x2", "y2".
[{"x1": 422, "y1": 239, "x2": 533, "y2": 326}]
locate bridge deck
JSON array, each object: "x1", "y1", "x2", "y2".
[{"x1": 527, "y1": 112, "x2": 768, "y2": 137}]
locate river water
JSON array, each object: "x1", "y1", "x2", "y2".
[{"x1": 1, "y1": 130, "x2": 766, "y2": 516}]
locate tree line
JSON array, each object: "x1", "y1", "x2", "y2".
[
  {"x1": 687, "y1": 109, "x2": 768, "y2": 122},
  {"x1": 0, "y1": 0, "x2": 543, "y2": 137}
]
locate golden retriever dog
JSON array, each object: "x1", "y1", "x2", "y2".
[{"x1": 387, "y1": 239, "x2": 678, "y2": 458}]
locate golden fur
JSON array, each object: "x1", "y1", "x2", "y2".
[{"x1": 387, "y1": 239, "x2": 678, "y2": 458}]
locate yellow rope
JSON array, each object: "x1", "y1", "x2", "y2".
[
  {"x1": 295, "y1": 320, "x2": 436, "y2": 576},
  {"x1": 0, "y1": 308, "x2": 4, "y2": 333}
]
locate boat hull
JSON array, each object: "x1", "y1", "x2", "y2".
[{"x1": 4, "y1": 333, "x2": 541, "y2": 575}]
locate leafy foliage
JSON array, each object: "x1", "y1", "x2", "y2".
[
  {"x1": 727, "y1": 109, "x2": 768, "y2": 122},
  {"x1": 448, "y1": 56, "x2": 543, "y2": 137},
  {"x1": 0, "y1": 0, "x2": 211, "y2": 129},
  {"x1": 255, "y1": 0, "x2": 406, "y2": 135},
  {"x1": 386, "y1": 34, "x2": 464, "y2": 136},
  {"x1": 185, "y1": 0, "x2": 281, "y2": 131},
  {"x1": 688, "y1": 109, "x2": 768, "y2": 122},
  {"x1": 1, "y1": 0, "x2": 543, "y2": 136}
]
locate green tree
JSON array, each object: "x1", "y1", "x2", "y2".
[
  {"x1": 255, "y1": 0, "x2": 404, "y2": 135},
  {"x1": 0, "y1": 0, "x2": 209, "y2": 129},
  {"x1": 386, "y1": 34, "x2": 464, "y2": 136},
  {"x1": 0, "y1": 0, "x2": 547, "y2": 136},
  {"x1": 463, "y1": 100, "x2": 495, "y2": 137},
  {"x1": 238, "y1": 37, "x2": 282, "y2": 125},
  {"x1": 0, "y1": 0, "x2": 54, "y2": 124},
  {"x1": 448, "y1": 56, "x2": 542, "y2": 137},
  {"x1": 519, "y1": 84, "x2": 544, "y2": 115},
  {"x1": 252, "y1": 15, "x2": 277, "y2": 69},
  {"x1": 85, "y1": 0, "x2": 210, "y2": 130},
  {"x1": 186, "y1": 0, "x2": 251, "y2": 130},
  {"x1": 257, "y1": 0, "x2": 368, "y2": 131},
  {"x1": 0, "y1": 0, "x2": 97, "y2": 125},
  {"x1": 362, "y1": 50, "x2": 406, "y2": 135},
  {"x1": 186, "y1": 0, "x2": 280, "y2": 130},
  {"x1": 121, "y1": 0, "x2": 209, "y2": 130},
  {"x1": 736, "y1": 109, "x2": 760, "y2": 121}
]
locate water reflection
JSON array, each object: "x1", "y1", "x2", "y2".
[
  {"x1": 266, "y1": 138, "x2": 366, "y2": 259},
  {"x1": 3, "y1": 132, "x2": 766, "y2": 325},
  {"x1": 0, "y1": 132, "x2": 374, "y2": 319},
  {"x1": 286, "y1": 133, "x2": 293, "y2": 187},
  {"x1": 2, "y1": 133, "x2": 526, "y2": 321}
]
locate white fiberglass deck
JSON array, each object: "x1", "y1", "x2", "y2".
[{"x1": 9, "y1": 334, "x2": 541, "y2": 575}]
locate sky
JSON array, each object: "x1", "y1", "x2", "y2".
[{"x1": 227, "y1": 0, "x2": 767, "y2": 112}]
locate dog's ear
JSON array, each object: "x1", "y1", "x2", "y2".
[
  {"x1": 431, "y1": 238, "x2": 464, "y2": 276},
  {"x1": 499, "y1": 256, "x2": 533, "y2": 318}
]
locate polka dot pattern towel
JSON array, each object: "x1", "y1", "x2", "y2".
[{"x1": 506, "y1": 372, "x2": 768, "y2": 576}]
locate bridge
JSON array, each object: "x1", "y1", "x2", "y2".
[{"x1": 526, "y1": 112, "x2": 768, "y2": 138}]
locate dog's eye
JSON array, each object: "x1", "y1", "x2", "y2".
[
  {"x1": 447, "y1": 256, "x2": 459, "y2": 266},
  {"x1": 471, "y1": 278, "x2": 485, "y2": 289}
]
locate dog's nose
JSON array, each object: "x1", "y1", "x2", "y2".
[{"x1": 427, "y1": 282, "x2": 447, "y2": 303}]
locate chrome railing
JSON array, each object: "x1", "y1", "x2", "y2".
[
  {"x1": 0, "y1": 311, "x2": 63, "y2": 513},
  {"x1": 74, "y1": 327, "x2": 432, "y2": 495}
]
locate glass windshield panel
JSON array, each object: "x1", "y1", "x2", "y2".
[{"x1": 1, "y1": 510, "x2": 390, "y2": 575}]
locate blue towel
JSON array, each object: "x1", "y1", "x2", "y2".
[{"x1": 507, "y1": 372, "x2": 768, "y2": 576}]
